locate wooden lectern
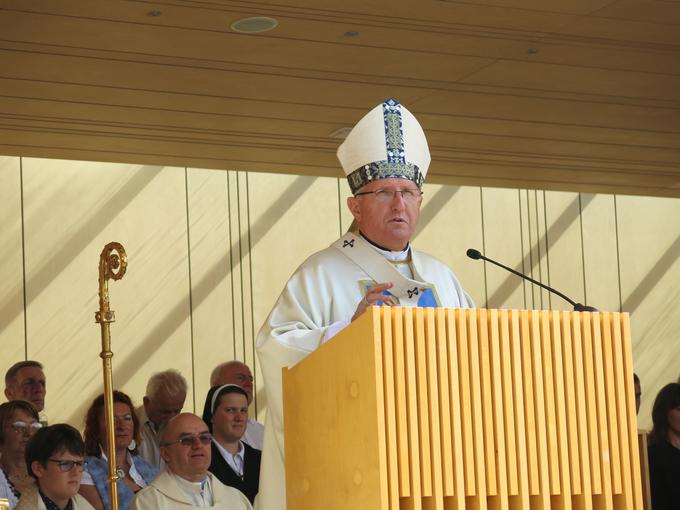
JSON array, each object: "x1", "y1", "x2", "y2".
[{"x1": 283, "y1": 307, "x2": 644, "y2": 510}]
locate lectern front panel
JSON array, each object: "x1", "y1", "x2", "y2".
[{"x1": 283, "y1": 308, "x2": 643, "y2": 510}]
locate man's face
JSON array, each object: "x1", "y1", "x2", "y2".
[
  {"x1": 211, "y1": 393, "x2": 248, "y2": 444},
  {"x1": 161, "y1": 414, "x2": 212, "y2": 483},
  {"x1": 347, "y1": 178, "x2": 422, "y2": 251},
  {"x1": 214, "y1": 363, "x2": 254, "y2": 404},
  {"x1": 144, "y1": 386, "x2": 186, "y2": 428},
  {"x1": 5, "y1": 367, "x2": 46, "y2": 412}
]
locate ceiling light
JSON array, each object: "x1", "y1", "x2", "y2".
[{"x1": 230, "y1": 16, "x2": 278, "y2": 34}]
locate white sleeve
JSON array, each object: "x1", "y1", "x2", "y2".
[{"x1": 321, "y1": 319, "x2": 351, "y2": 343}]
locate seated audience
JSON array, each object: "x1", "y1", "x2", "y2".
[
  {"x1": 4, "y1": 361, "x2": 47, "y2": 414},
  {"x1": 210, "y1": 362, "x2": 263, "y2": 449},
  {"x1": 0, "y1": 401, "x2": 42, "y2": 508},
  {"x1": 131, "y1": 413, "x2": 252, "y2": 509},
  {"x1": 79, "y1": 391, "x2": 159, "y2": 510},
  {"x1": 648, "y1": 382, "x2": 680, "y2": 509},
  {"x1": 201, "y1": 385, "x2": 260, "y2": 504},
  {"x1": 16, "y1": 423, "x2": 94, "y2": 509},
  {"x1": 137, "y1": 370, "x2": 187, "y2": 469}
]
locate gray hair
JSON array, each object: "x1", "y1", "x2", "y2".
[
  {"x1": 5, "y1": 360, "x2": 43, "y2": 387},
  {"x1": 145, "y1": 369, "x2": 188, "y2": 399},
  {"x1": 209, "y1": 361, "x2": 247, "y2": 387}
]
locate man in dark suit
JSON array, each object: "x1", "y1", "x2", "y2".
[{"x1": 202, "y1": 384, "x2": 261, "y2": 505}]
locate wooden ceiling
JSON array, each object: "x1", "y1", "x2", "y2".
[{"x1": 1, "y1": 0, "x2": 679, "y2": 196}]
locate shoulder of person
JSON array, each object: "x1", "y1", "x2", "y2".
[
  {"x1": 132, "y1": 454, "x2": 160, "y2": 478},
  {"x1": 73, "y1": 493, "x2": 97, "y2": 510},
  {"x1": 14, "y1": 485, "x2": 41, "y2": 510},
  {"x1": 243, "y1": 442, "x2": 262, "y2": 458},
  {"x1": 211, "y1": 475, "x2": 253, "y2": 509}
]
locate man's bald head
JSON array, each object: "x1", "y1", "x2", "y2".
[{"x1": 160, "y1": 413, "x2": 212, "y2": 482}]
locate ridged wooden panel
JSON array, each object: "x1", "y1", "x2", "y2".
[{"x1": 284, "y1": 307, "x2": 644, "y2": 510}]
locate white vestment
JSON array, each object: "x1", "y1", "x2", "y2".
[{"x1": 255, "y1": 233, "x2": 472, "y2": 510}]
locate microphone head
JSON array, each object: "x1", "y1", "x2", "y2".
[{"x1": 466, "y1": 248, "x2": 482, "y2": 260}]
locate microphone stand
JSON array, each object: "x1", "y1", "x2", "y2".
[{"x1": 467, "y1": 248, "x2": 597, "y2": 312}]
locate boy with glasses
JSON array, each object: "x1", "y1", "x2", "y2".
[{"x1": 17, "y1": 423, "x2": 94, "y2": 509}]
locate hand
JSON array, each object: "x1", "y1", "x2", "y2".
[{"x1": 351, "y1": 282, "x2": 394, "y2": 322}]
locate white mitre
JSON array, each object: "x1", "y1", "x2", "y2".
[{"x1": 337, "y1": 99, "x2": 431, "y2": 193}]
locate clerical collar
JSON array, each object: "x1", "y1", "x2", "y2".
[
  {"x1": 170, "y1": 471, "x2": 212, "y2": 499},
  {"x1": 359, "y1": 232, "x2": 410, "y2": 262}
]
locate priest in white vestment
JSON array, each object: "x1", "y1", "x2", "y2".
[{"x1": 256, "y1": 98, "x2": 473, "y2": 510}]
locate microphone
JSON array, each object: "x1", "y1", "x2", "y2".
[{"x1": 466, "y1": 248, "x2": 598, "y2": 312}]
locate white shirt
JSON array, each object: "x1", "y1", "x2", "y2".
[
  {"x1": 213, "y1": 440, "x2": 245, "y2": 477},
  {"x1": 136, "y1": 405, "x2": 164, "y2": 469}
]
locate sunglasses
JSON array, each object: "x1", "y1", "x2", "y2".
[{"x1": 162, "y1": 432, "x2": 212, "y2": 447}]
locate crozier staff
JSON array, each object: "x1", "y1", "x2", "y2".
[{"x1": 256, "y1": 98, "x2": 473, "y2": 510}]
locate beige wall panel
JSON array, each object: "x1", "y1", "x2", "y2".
[
  {"x1": 616, "y1": 195, "x2": 680, "y2": 430},
  {"x1": 544, "y1": 191, "x2": 586, "y2": 310},
  {"x1": 249, "y1": 173, "x2": 343, "y2": 419},
  {"x1": 0, "y1": 156, "x2": 26, "y2": 386},
  {"x1": 185, "y1": 168, "x2": 233, "y2": 413},
  {"x1": 338, "y1": 179, "x2": 354, "y2": 234},
  {"x1": 21, "y1": 158, "x2": 193, "y2": 425},
  {"x1": 525, "y1": 190, "x2": 551, "y2": 309},
  {"x1": 482, "y1": 188, "x2": 525, "y2": 309},
  {"x1": 413, "y1": 184, "x2": 485, "y2": 307},
  {"x1": 580, "y1": 194, "x2": 621, "y2": 312}
]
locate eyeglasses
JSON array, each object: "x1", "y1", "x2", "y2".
[
  {"x1": 11, "y1": 420, "x2": 42, "y2": 434},
  {"x1": 47, "y1": 459, "x2": 88, "y2": 472},
  {"x1": 354, "y1": 188, "x2": 423, "y2": 203},
  {"x1": 162, "y1": 432, "x2": 212, "y2": 447}
]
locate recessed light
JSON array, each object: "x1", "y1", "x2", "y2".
[
  {"x1": 329, "y1": 127, "x2": 353, "y2": 140},
  {"x1": 230, "y1": 16, "x2": 278, "y2": 34}
]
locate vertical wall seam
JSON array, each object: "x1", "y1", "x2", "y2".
[
  {"x1": 245, "y1": 171, "x2": 258, "y2": 415},
  {"x1": 517, "y1": 189, "x2": 527, "y2": 310},
  {"x1": 479, "y1": 187, "x2": 488, "y2": 308},
  {"x1": 183, "y1": 168, "x2": 197, "y2": 412},
  {"x1": 19, "y1": 157, "x2": 28, "y2": 359},
  {"x1": 534, "y1": 189, "x2": 543, "y2": 310},
  {"x1": 613, "y1": 195, "x2": 623, "y2": 312},
  {"x1": 236, "y1": 172, "x2": 247, "y2": 361},
  {"x1": 578, "y1": 193, "x2": 588, "y2": 307},
  {"x1": 227, "y1": 172, "x2": 236, "y2": 355},
  {"x1": 525, "y1": 190, "x2": 534, "y2": 309},
  {"x1": 543, "y1": 191, "x2": 552, "y2": 310}
]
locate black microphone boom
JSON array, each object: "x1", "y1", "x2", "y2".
[{"x1": 466, "y1": 248, "x2": 597, "y2": 312}]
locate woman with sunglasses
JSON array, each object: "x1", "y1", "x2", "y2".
[
  {"x1": 16, "y1": 423, "x2": 94, "y2": 509},
  {"x1": 0, "y1": 400, "x2": 42, "y2": 508},
  {"x1": 78, "y1": 391, "x2": 159, "y2": 510}
]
